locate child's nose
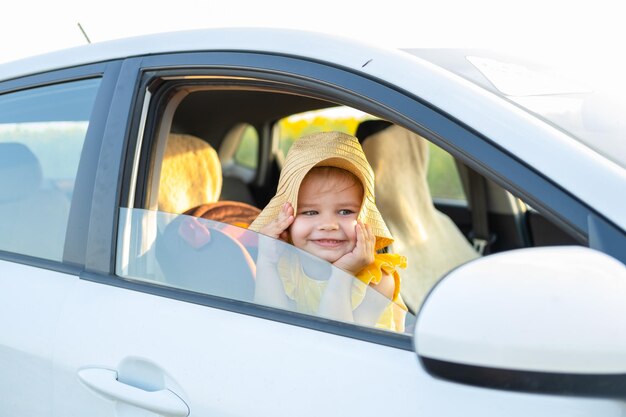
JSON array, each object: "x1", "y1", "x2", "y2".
[{"x1": 318, "y1": 216, "x2": 339, "y2": 230}]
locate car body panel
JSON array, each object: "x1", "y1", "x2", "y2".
[
  {"x1": 0, "y1": 260, "x2": 75, "y2": 416},
  {"x1": 51, "y1": 277, "x2": 622, "y2": 416},
  {"x1": 2, "y1": 254, "x2": 623, "y2": 415}
]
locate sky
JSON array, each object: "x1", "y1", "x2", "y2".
[{"x1": 1, "y1": 0, "x2": 625, "y2": 86}]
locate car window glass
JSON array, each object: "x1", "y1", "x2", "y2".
[
  {"x1": 0, "y1": 78, "x2": 101, "y2": 260},
  {"x1": 135, "y1": 82, "x2": 583, "y2": 331},
  {"x1": 117, "y1": 208, "x2": 414, "y2": 334}
]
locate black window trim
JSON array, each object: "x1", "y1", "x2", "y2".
[{"x1": 83, "y1": 57, "x2": 144, "y2": 274}]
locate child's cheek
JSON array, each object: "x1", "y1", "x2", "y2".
[
  {"x1": 350, "y1": 220, "x2": 358, "y2": 235},
  {"x1": 349, "y1": 220, "x2": 359, "y2": 244}
]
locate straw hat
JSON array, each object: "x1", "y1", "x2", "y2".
[{"x1": 249, "y1": 131, "x2": 393, "y2": 250}]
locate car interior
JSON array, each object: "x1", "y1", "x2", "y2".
[{"x1": 131, "y1": 81, "x2": 583, "y2": 315}]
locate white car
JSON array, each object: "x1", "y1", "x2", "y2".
[{"x1": 1, "y1": 28, "x2": 625, "y2": 416}]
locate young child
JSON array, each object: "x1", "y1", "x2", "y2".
[{"x1": 249, "y1": 131, "x2": 407, "y2": 331}]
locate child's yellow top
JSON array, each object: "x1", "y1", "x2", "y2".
[{"x1": 278, "y1": 252, "x2": 407, "y2": 332}]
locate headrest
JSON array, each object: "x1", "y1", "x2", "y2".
[
  {"x1": 158, "y1": 134, "x2": 223, "y2": 214},
  {"x1": 355, "y1": 119, "x2": 393, "y2": 143},
  {"x1": 0, "y1": 142, "x2": 42, "y2": 202},
  {"x1": 363, "y1": 124, "x2": 430, "y2": 174}
]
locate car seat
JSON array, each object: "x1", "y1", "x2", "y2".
[
  {"x1": 0, "y1": 142, "x2": 70, "y2": 260},
  {"x1": 217, "y1": 123, "x2": 258, "y2": 206},
  {"x1": 155, "y1": 215, "x2": 257, "y2": 302},
  {"x1": 158, "y1": 133, "x2": 223, "y2": 215},
  {"x1": 358, "y1": 122, "x2": 479, "y2": 311},
  {"x1": 152, "y1": 134, "x2": 259, "y2": 297},
  {"x1": 158, "y1": 133, "x2": 260, "y2": 226}
]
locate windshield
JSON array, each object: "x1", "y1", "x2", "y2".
[{"x1": 407, "y1": 49, "x2": 626, "y2": 168}]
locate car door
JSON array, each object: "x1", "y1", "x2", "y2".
[
  {"x1": 46, "y1": 52, "x2": 425, "y2": 417},
  {"x1": 0, "y1": 62, "x2": 121, "y2": 414},
  {"x1": 46, "y1": 48, "x2": 626, "y2": 417}
]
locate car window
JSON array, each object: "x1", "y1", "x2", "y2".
[
  {"x1": 0, "y1": 78, "x2": 101, "y2": 260},
  {"x1": 125, "y1": 75, "x2": 583, "y2": 335},
  {"x1": 426, "y1": 144, "x2": 466, "y2": 203},
  {"x1": 136, "y1": 86, "x2": 476, "y2": 322},
  {"x1": 117, "y1": 208, "x2": 414, "y2": 333},
  {"x1": 233, "y1": 124, "x2": 259, "y2": 169}
]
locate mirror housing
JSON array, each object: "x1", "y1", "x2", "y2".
[{"x1": 415, "y1": 246, "x2": 626, "y2": 397}]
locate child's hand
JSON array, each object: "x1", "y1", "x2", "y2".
[
  {"x1": 178, "y1": 217, "x2": 212, "y2": 249},
  {"x1": 258, "y1": 203, "x2": 294, "y2": 263},
  {"x1": 259, "y1": 202, "x2": 294, "y2": 242},
  {"x1": 333, "y1": 220, "x2": 375, "y2": 275}
]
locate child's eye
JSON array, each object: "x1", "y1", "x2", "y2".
[
  {"x1": 300, "y1": 210, "x2": 318, "y2": 216},
  {"x1": 338, "y1": 209, "x2": 355, "y2": 215}
]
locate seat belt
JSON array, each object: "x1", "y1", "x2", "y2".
[{"x1": 467, "y1": 168, "x2": 494, "y2": 255}]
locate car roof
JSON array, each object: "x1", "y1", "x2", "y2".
[{"x1": 0, "y1": 28, "x2": 405, "y2": 82}]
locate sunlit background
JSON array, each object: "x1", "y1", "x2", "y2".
[{"x1": 2, "y1": 0, "x2": 625, "y2": 93}]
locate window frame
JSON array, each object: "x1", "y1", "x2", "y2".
[{"x1": 82, "y1": 51, "x2": 614, "y2": 349}]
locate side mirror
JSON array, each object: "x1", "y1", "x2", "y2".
[{"x1": 415, "y1": 246, "x2": 626, "y2": 398}]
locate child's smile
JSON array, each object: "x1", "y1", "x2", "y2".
[{"x1": 311, "y1": 239, "x2": 346, "y2": 247}]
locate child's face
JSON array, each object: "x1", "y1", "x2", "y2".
[{"x1": 289, "y1": 169, "x2": 364, "y2": 263}]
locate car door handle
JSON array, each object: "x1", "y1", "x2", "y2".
[{"x1": 77, "y1": 368, "x2": 189, "y2": 417}]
